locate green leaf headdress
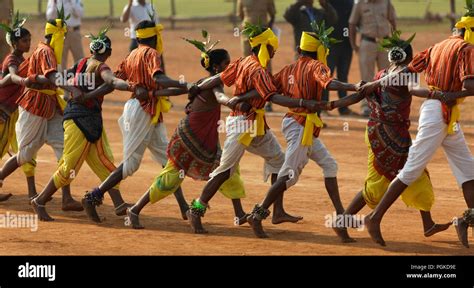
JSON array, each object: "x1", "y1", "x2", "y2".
[
  {"x1": 379, "y1": 30, "x2": 416, "y2": 63},
  {"x1": 86, "y1": 27, "x2": 111, "y2": 54},
  {"x1": 182, "y1": 30, "x2": 220, "y2": 69},
  {"x1": 309, "y1": 20, "x2": 341, "y2": 50},
  {"x1": 464, "y1": 0, "x2": 474, "y2": 17},
  {"x1": 0, "y1": 10, "x2": 27, "y2": 46},
  {"x1": 241, "y1": 21, "x2": 265, "y2": 39}
]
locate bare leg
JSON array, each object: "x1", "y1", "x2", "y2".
[
  {"x1": 127, "y1": 189, "x2": 150, "y2": 229},
  {"x1": 61, "y1": 185, "x2": 83, "y2": 211},
  {"x1": 108, "y1": 188, "x2": 132, "y2": 216},
  {"x1": 420, "y1": 210, "x2": 452, "y2": 237},
  {"x1": 248, "y1": 176, "x2": 288, "y2": 238},
  {"x1": 271, "y1": 173, "x2": 303, "y2": 224},
  {"x1": 187, "y1": 169, "x2": 231, "y2": 234},
  {"x1": 455, "y1": 180, "x2": 474, "y2": 248},
  {"x1": 0, "y1": 155, "x2": 20, "y2": 182},
  {"x1": 231, "y1": 199, "x2": 249, "y2": 225},
  {"x1": 324, "y1": 177, "x2": 345, "y2": 215},
  {"x1": 83, "y1": 164, "x2": 124, "y2": 223},
  {"x1": 365, "y1": 178, "x2": 407, "y2": 246},
  {"x1": 26, "y1": 176, "x2": 37, "y2": 199},
  {"x1": 32, "y1": 179, "x2": 57, "y2": 221},
  {"x1": 333, "y1": 190, "x2": 365, "y2": 243},
  {"x1": 173, "y1": 187, "x2": 189, "y2": 220}
]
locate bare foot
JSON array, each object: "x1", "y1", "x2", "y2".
[
  {"x1": 186, "y1": 210, "x2": 208, "y2": 234},
  {"x1": 424, "y1": 222, "x2": 452, "y2": 237},
  {"x1": 236, "y1": 213, "x2": 250, "y2": 226},
  {"x1": 364, "y1": 214, "x2": 386, "y2": 246},
  {"x1": 179, "y1": 206, "x2": 189, "y2": 220},
  {"x1": 81, "y1": 198, "x2": 102, "y2": 223},
  {"x1": 0, "y1": 193, "x2": 12, "y2": 202},
  {"x1": 247, "y1": 215, "x2": 269, "y2": 238},
  {"x1": 31, "y1": 199, "x2": 54, "y2": 221},
  {"x1": 333, "y1": 227, "x2": 356, "y2": 243},
  {"x1": 272, "y1": 212, "x2": 303, "y2": 225},
  {"x1": 115, "y1": 202, "x2": 133, "y2": 216},
  {"x1": 62, "y1": 199, "x2": 84, "y2": 212},
  {"x1": 126, "y1": 208, "x2": 144, "y2": 229},
  {"x1": 454, "y1": 218, "x2": 469, "y2": 248}
]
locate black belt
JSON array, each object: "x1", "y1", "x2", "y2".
[
  {"x1": 71, "y1": 26, "x2": 80, "y2": 31},
  {"x1": 361, "y1": 35, "x2": 388, "y2": 43},
  {"x1": 361, "y1": 35, "x2": 376, "y2": 43}
]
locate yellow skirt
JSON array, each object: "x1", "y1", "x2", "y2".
[
  {"x1": 149, "y1": 161, "x2": 246, "y2": 204},
  {"x1": 362, "y1": 130, "x2": 434, "y2": 212}
]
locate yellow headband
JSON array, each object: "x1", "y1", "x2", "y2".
[
  {"x1": 45, "y1": 19, "x2": 67, "y2": 65},
  {"x1": 136, "y1": 24, "x2": 164, "y2": 54},
  {"x1": 455, "y1": 16, "x2": 474, "y2": 44},
  {"x1": 249, "y1": 28, "x2": 279, "y2": 69},
  {"x1": 300, "y1": 32, "x2": 329, "y2": 65}
]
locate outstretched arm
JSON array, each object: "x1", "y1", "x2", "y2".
[
  {"x1": 269, "y1": 93, "x2": 320, "y2": 112},
  {"x1": 197, "y1": 73, "x2": 223, "y2": 91},
  {"x1": 322, "y1": 93, "x2": 365, "y2": 111},
  {"x1": 153, "y1": 87, "x2": 188, "y2": 96},
  {"x1": 326, "y1": 79, "x2": 359, "y2": 92}
]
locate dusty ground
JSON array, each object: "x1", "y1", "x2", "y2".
[{"x1": 0, "y1": 20, "x2": 473, "y2": 255}]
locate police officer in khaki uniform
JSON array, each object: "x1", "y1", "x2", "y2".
[
  {"x1": 349, "y1": 0, "x2": 397, "y2": 116},
  {"x1": 237, "y1": 0, "x2": 276, "y2": 111}
]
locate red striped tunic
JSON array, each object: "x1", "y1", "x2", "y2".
[
  {"x1": 221, "y1": 55, "x2": 277, "y2": 122},
  {"x1": 115, "y1": 44, "x2": 163, "y2": 122},
  {"x1": 16, "y1": 42, "x2": 59, "y2": 119},
  {"x1": 273, "y1": 56, "x2": 333, "y2": 137}
]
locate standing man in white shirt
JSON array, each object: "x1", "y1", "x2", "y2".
[
  {"x1": 46, "y1": 0, "x2": 85, "y2": 69},
  {"x1": 121, "y1": 0, "x2": 159, "y2": 51}
]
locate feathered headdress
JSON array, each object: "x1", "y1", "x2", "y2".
[
  {"x1": 379, "y1": 30, "x2": 416, "y2": 64},
  {"x1": 0, "y1": 10, "x2": 27, "y2": 46},
  {"x1": 182, "y1": 30, "x2": 219, "y2": 69},
  {"x1": 86, "y1": 27, "x2": 110, "y2": 54}
]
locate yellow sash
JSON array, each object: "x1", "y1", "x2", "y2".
[
  {"x1": 29, "y1": 88, "x2": 67, "y2": 111},
  {"x1": 288, "y1": 111, "x2": 324, "y2": 146},
  {"x1": 151, "y1": 96, "x2": 172, "y2": 124},
  {"x1": 429, "y1": 86, "x2": 464, "y2": 134},
  {"x1": 238, "y1": 108, "x2": 265, "y2": 146}
]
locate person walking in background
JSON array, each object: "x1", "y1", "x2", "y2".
[
  {"x1": 46, "y1": 0, "x2": 84, "y2": 70},
  {"x1": 321, "y1": 0, "x2": 357, "y2": 116},
  {"x1": 349, "y1": 0, "x2": 397, "y2": 117},
  {"x1": 237, "y1": 0, "x2": 276, "y2": 112}
]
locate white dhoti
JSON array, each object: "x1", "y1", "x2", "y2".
[
  {"x1": 278, "y1": 117, "x2": 338, "y2": 189},
  {"x1": 15, "y1": 107, "x2": 64, "y2": 165},
  {"x1": 209, "y1": 115, "x2": 284, "y2": 182},
  {"x1": 119, "y1": 99, "x2": 168, "y2": 178},
  {"x1": 398, "y1": 100, "x2": 474, "y2": 186}
]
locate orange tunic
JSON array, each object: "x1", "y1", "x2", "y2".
[
  {"x1": 221, "y1": 55, "x2": 277, "y2": 123},
  {"x1": 408, "y1": 36, "x2": 474, "y2": 124},
  {"x1": 16, "y1": 42, "x2": 59, "y2": 119},
  {"x1": 115, "y1": 44, "x2": 163, "y2": 122},
  {"x1": 273, "y1": 56, "x2": 333, "y2": 137}
]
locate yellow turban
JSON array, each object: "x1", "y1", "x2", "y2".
[
  {"x1": 136, "y1": 24, "x2": 164, "y2": 54},
  {"x1": 300, "y1": 32, "x2": 329, "y2": 65},
  {"x1": 455, "y1": 16, "x2": 474, "y2": 44},
  {"x1": 45, "y1": 19, "x2": 67, "y2": 65},
  {"x1": 249, "y1": 28, "x2": 279, "y2": 69}
]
